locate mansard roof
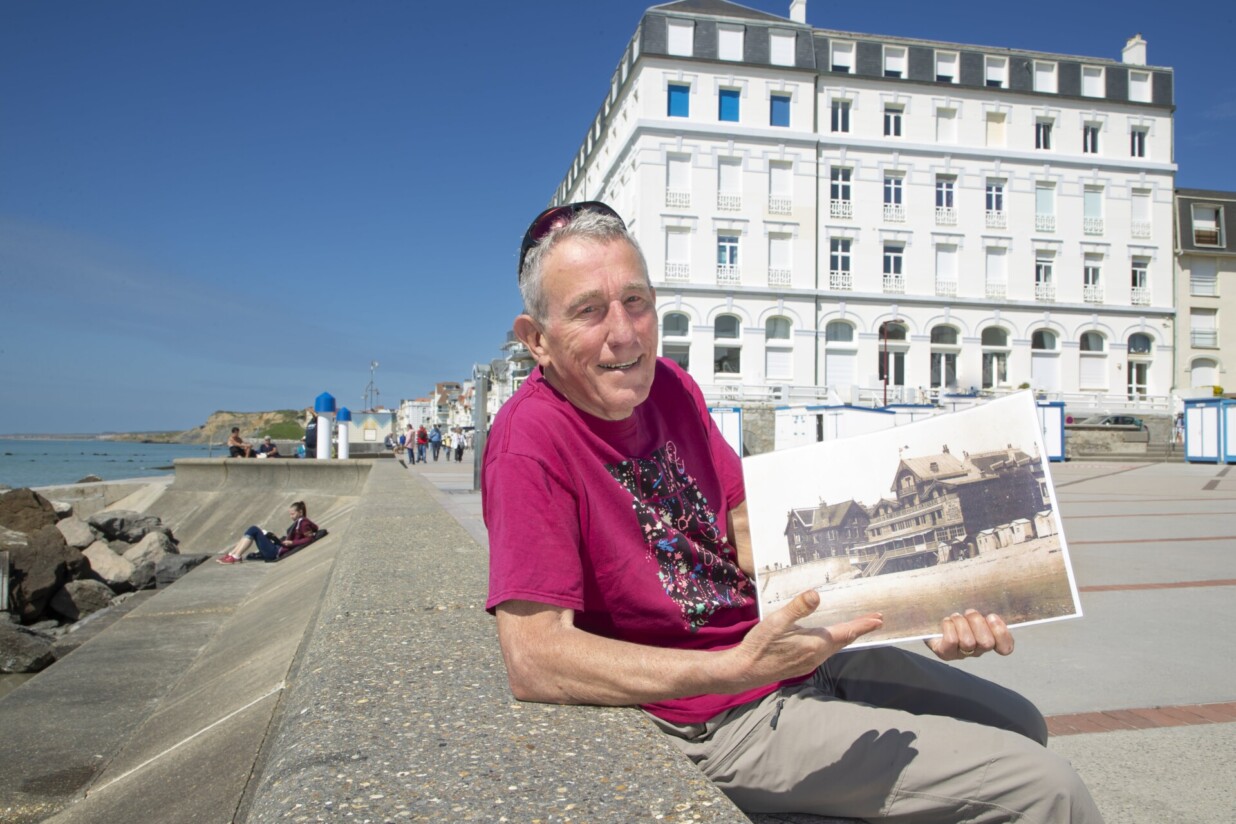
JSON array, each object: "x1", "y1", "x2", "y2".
[{"x1": 649, "y1": 0, "x2": 788, "y2": 24}]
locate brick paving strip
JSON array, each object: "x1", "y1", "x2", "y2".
[{"x1": 1046, "y1": 702, "x2": 1236, "y2": 736}]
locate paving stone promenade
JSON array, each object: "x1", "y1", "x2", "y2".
[{"x1": 0, "y1": 455, "x2": 1231, "y2": 823}]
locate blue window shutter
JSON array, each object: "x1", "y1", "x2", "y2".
[
  {"x1": 719, "y1": 89, "x2": 740, "y2": 122},
  {"x1": 668, "y1": 84, "x2": 690, "y2": 117},
  {"x1": 770, "y1": 94, "x2": 790, "y2": 127}
]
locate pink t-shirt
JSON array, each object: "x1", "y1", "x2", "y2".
[{"x1": 484, "y1": 358, "x2": 791, "y2": 723}]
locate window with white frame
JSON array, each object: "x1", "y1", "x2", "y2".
[
  {"x1": 935, "y1": 51, "x2": 958, "y2": 83},
  {"x1": 930, "y1": 325, "x2": 960, "y2": 389},
  {"x1": 935, "y1": 244, "x2": 958, "y2": 295},
  {"x1": 716, "y1": 234, "x2": 740, "y2": 282},
  {"x1": 1082, "y1": 66, "x2": 1104, "y2": 98},
  {"x1": 829, "y1": 237, "x2": 852, "y2": 289},
  {"x1": 717, "y1": 157, "x2": 742, "y2": 210},
  {"x1": 884, "y1": 45, "x2": 906, "y2": 78},
  {"x1": 935, "y1": 175, "x2": 956, "y2": 225},
  {"x1": 1131, "y1": 189, "x2": 1151, "y2": 238},
  {"x1": 981, "y1": 327, "x2": 1010, "y2": 388},
  {"x1": 765, "y1": 316, "x2": 793, "y2": 379},
  {"x1": 1190, "y1": 258, "x2": 1218, "y2": 296},
  {"x1": 986, "y1": 179, "x2": 1006, "y2": 227},
  {"x1": 664, "y1": 228, "x2": 691, "y2": 281},
  {"x1": 1129, "y1": 70, "x2": 1151, "y2": 103},
  {"x1": 830, "y1": 167, "x2": 852, "y2": 219},
  {"x1": 936, "y1": 107, "x2": 957, "y2": 143},
  {"x1": 831, "y1": 98, "x2": 851, "y2": 133},
  {"x1": 667, "y1": 19, "x2": 694, "y2": 57},
  {"x1": 718, "y1": 88, "x2": 740, "y2": 122},
  {"x1": 1083, "y1": 122, "x2": 1101, "y2": 154},
  {"x1": 717, "y1": 24, "x2": 744, "y2": 61},
  {"x1": 770, "y1": 30, "x2": 796, "y2": 67},
  {"x1": 666, "y1": 153, "x2": 691, "y2": 207},
  {"x1": 1131, "y1": 256, "x2": 1150, "y2": 304},
  {"x1": 985, "y1": 247, "x2": 1008, "y2": 298},
  {"x1": 1035, "y1": 117, "x2": 1053, "y2": 150},
  {"x1": 883, "y1": 173, "x2": 904, "y2": 222},
  {"x1": 667, "y1": 83, "x2": 690, "y2": 117},
  {"x1": 985, "y1": 111, "x2": 1006, "y2": 147},
  {"x1": 1035, "y1": 182, "x2": 1056, "y2": 231},
  {"x1": 1084, "y1": 186, "x2": 1104, "y2": 235},
  {"x1": 1035, "y1": 251, "x2": 1055, "y2": 300},
  {"x1": 768, "y1": 161, "x2": 792, "y2": 214},
  {"x1": 1083, "y1": 253, "x2": 1103, "y2": 303},
  {"x1": 883, "y1": 104, "x2": 903, "y2": 137},
  {"x1": 985, "y1": 56, "x2": 1007, "y2": 88},
  {"x1": 770, "y1": 93, "x2": 791, "y2": 127},
  {"x1": 662, "y1": 311, "x2": 691, "y2": 369},
  {"x1": 1130, "y1": 126, "x2": 1147, "y2": 158},
  {"x1": 768, "y1": 234, "x2": 792, "y2": 286},
  {"x1": 882, "y1": 242, "x2": 904, "y2": 292},
  {"x1": 824, "y1": 321, "x2": 857, "y2": 392},
  {"x1": 1190, "y1": 308, "x2": 1218, "y2": 349},
  {"x1": 1192, "y1": 205, "x2": 1223, "y2": 245},
  {"x1": 1033, "y1": 61, "x2": 1057, "y2": 93},
  {"x1": 714, "y1": 314, "x2": 742, "y2": 374},
  {"x1": 830, "y1": 40, "x2": 854, "y2": 73}
]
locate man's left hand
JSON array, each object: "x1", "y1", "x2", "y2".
[{"x1": 925, "y1": 609, "x2": 1014, "y2": 661}]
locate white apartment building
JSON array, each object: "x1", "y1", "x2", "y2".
[
  {"x1": 1174, "y1": 189, "x2": 1234, "y2": 394},
  {"x1": 548, "y1": 0, "x2": 1176, "y2": 408}
]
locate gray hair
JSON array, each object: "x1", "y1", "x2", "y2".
[{"x1": 518, "y1": 209, "x2": 649, "y2": 323}]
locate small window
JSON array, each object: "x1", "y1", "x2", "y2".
[
  {"x1": 719, "y1": 88, "x2": 740, "y2": 122},
  {"x1": 830, "y1": 99, "x2": 851, "y2": 133},
  {"x1": 1031, "y1": 330, "x2": 1058, "y2": 350},
  {"x1": 1128, "y1": 333, "x2": 1152, "y2": 355},
  {"x1": 883, "y1": 105, "x2": 903, "y2": 137},
  {"x1": 883, "y1": 175, "x2": 903, "y2": 205},
  {"x1": 882, "y1": 243, "x2": 904, "y2": 275},
  {"x1": 770, "y1": 30, "x2": 796, "y2": 67},
  {"x1": 1083, "y1": 123, "x2": 1100, "y2": 154},
  {"x1": 935, "y1": 51, "x2": 958, "y2": 83},
  {"x1": 829, "y1": 238, "x2": 851, "y2": 272},
  {"x1": 765, "y1": 317, "x2": 791, "y2": 340},
  {"x1": 986, "y1": 180, "x2": 1005, "y2": 212},
  {"x1": 1081, "y1": 66, "x2": 1104, "y2": 98},
  {"x1": 1080, "y1": 331, "x2": 1105, "y2": 352},
  {"x1": 663, "y1": 312, "x2": 690, "y2": 337},
  {"x1": 1035, "y1": 252, "x2": 1054, "y2": 283},
  {"x1": 1130, "y1": 127, "x2": 1147, "y2": 158},
  {"x1": 985, "y1": 56, "x2": 1007, "y2": 88},
  {"x1": 884, "y1": 45, "x2": 906, "y2": 79},
  {"x1": 1193, "y1": 205, "x2": 1223, "y2": 246},
  {"x1": 935, "y1": 176, "x2": 955, "y2": 208},
  {"x1": 667, "y1": 84, "x2": 690, "y2": 118},
  {"x1": 982, "y1": 327, "x2": 1009, "y2": 347},
  {"x1": 825, "y1": 321, "x2": 854, "y2": 342},
  {"x1": 715, "y1": 314, "x2": 741, "y2": 339},
  {"x1": 880, "y1": 321, "x2": 907, "y2": 341},
  {"x1": 667, "y1": 19, "x2": 694, "y2": 57},
  {"x1": 1035, "y1": 118, "x2": 1053, "y2": 150},
  {"x1": 718, "y1": 24, "x2": 744, "y2": 62},
  {"x1": 830, "y1": 167, "x2": 852, "y2": 202},
  {"x1": 1129, "y1": 70, "x2": 1152, "y2": 103},
  {"x1": 1033, "y1": 61, "x2": 1057, "y2": 93},
  {"x1": 770, "y1": 93, "x2": 791, "y2": 127},
  {"x1": 931, "y1": 326, "x2": 959, "y2": 345},
  {"x1": 831, "y1": 41, "x2": 854, "y2": 73}
]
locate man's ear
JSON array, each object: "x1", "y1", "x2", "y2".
[{"x1": 513, "y1": 314, "x2": 550, "y2": 365}]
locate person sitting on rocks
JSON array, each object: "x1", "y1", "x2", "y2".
[
  {"x1": 257, "y1": 436, "x2": 280, "y2": 457},
  {"x1": 216, "y1": 501, "x2": 319, "y2": 565},
  {"x1": 227, "y1": 427, "x2": 254, "y2": 458}
]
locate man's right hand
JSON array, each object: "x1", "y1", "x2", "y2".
[{"x1": 721, "y1": 591, "x2": 882, "y2": 692}]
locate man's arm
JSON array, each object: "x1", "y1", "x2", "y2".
[{"x1": 495, "y1": 595, "x2": 881, "y2": 706}]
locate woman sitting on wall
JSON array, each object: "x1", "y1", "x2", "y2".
[{"x1": 216, "y1": 501, "x2": 320, "y2": 565}]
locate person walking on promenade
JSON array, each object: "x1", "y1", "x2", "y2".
[
  {"x1": 483, "y1": 201, "x2": 1103, "y2": 823},
  {"x1": 216, "y1": 501, "x2": 318, "y2": 564},
  {"x1": 416, "y1": 425, "x2": 428, "y2": 463},
  {"x1": 454, "y1": 428, "x2": 466, "y2": 463},
  {"x1": 429, "y1": 424, "x2": 443, "y2": 461},
  {"x1": 442, "y1": 429, "x2": 453, "y2": 461},
  {"x1": 404, "y1": 424, "x2": 416, "y2": 464}
]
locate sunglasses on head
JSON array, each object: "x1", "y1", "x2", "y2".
[{"x1": 517, "y1": 201, "x2": 625, "y2": 281}]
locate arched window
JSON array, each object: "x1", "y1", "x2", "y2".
[
  {"x1": 1191, "y1": 357, "x2": 1218, "y2": 388},
  {"x1": 930, "y1": 325, "x2": 959, "y2": 345},
  {"x1": 981, "y1": 327, "x2": 1009, "y2": 347},
  {"x1": 1079, "y1": 331, "x2": 1105, "y2": 352},
  {"x1": 878, "y1": 321, "x2": 909, "y2": 390},
  {"x1": 715, "y1": 315, "x2": 741, "y2": 339},
  {"x1": 765, "y1": 317, "x2": 792, "y2": 380},
  {"x1": 765, "y1": 317, "x2": 791, "y2": 340},
  {"x1": 714, "y1": 314, "x2": 742, "y2": 375},
  {"x1": 1128, "y1": 333, "x2": 1152, "y2": 355},
  {"x1": 880, "y1": 321, "x2": 908, "y2": 341},
  {"x1": 930, "y1": 325, "x2": 960, "y2": 389},
  {"x1": 1126, "y1": 333, "x2": 1153, "y2": 398},
  {"x1": 823, "y1": 321, "x2": 856, "y2": 395},
  {"x1": 1079, "y1": 331, "x2": 1107, "y2": 389},
  {"x1": 825, "y1": 320, "x2": 854, "y2": 342},
  {"x1": 981, "y1": 327, "x2": 1010, "y2": 388},
  {"x1": 661, "y1": 312, "x2": 690, "y2": 370},
  {"x1": 1031, "y1": 330, "x2": 1058, "y2": 350},
  {"x1": 662, "y1": 312, "x2": 690, "y2": 337}
]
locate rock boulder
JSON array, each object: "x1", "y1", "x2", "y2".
[
  {"x1": 0, "y1": 622, "x2": 55, "y2": 673},
  {"x1": 88, "y1": 510, "x2": 172, "y2": 543},
  {"x1": 5, "y1": 526, "x2": 87, "y2": 624},
  {"x1": 56, "y1": 517, "x2": 99, "y2": 550},
  {"x1": 50, "y1": 580, "x2": 115, "y2": 621},
  {"x1": 0, "y1": 488, "x2": 59, "y2": 535},
  {"x1": 127, "y1": 560, "x2": 157, "y2": 592},
  {"x1": 122, "y1": 531, "x2": 176, "y2": 568},
  {"x1": 157, "y1": 553, "x2": 209, "y2": 587},
  {"x1": 82, "y1": 541, "x2": 136, "y2": 591}
]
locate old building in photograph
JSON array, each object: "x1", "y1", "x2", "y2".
[{"x1": 546, "y1": 0, "x2": 1176, "y2": 408}]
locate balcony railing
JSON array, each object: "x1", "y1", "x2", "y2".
[
  {"x1": 664, "y1": 262, "x2": 690, "y2": 282},
  {"x1": 985, "y1": 210, "x2": 1007, "y2": 229},
  {"x1": 883, "y1": 203, "x2": 906, "y2": 223},
  {"x1": 829, "y1": 270, "x2": 853, "y2": 290},
  {"x1": 935, "y1": 206, "x2": 957, "y2": 226},
  {"x1": 1083, "y1": 217, "x2": 1105, "y2": 236},
  {"x1": 665, "y1": 189, "x2": 690, "y2": 208},
  {"x1": 1083, "y1": 284, "x2": 1104, "y2": 304},
  {"x1": 1035, "y1": 213, "x2": 1056, "y2": 232},
  {"x1": 1191, "y1": 329, "x2": 1219, "y2": 348},
  {"x1": 830, "y1": 199, "x2": 853, "y2": 220},
  {"x1": 768, "y1": 268, "x2": 792, "y2": 287},
  {"x1": 1131, "y1": 219, "x2": 1152, "y2": 239},
  {"x1": 768, "y1": 195, "x2": 792, "y2": 215},
  {"x1": 1131, "y1": 286, "x2": 1151, "y2": 306},
  {"x1": 1035, "y1": 282, "x2": 1056, "y2": 301},
  {"x1": 882, "y1": 274, "x2": 905, "y2": 293},
  {"x1": 985, "y1": 281, "x2": 1007, "y2": 299},
  {"x1": 935, "y1": 279, "x2": 958, "y2": 297},
  {"x1": 717, "y1": 192, "x2": 742, "y2": 212},
  {"x1": 716, "y1": 264, "x2": 741, "y2": 285}
]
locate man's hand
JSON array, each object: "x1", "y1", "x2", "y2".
[
  {"x1": 925, "y1": 609, "x2": 1014, "y2": 661},
  {"x1": 721, "y1": 591, "x2": 883, "y2": 691}
]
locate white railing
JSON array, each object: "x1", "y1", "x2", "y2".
[
  {"x1": 882, "y1": 274, "x2": 905, "y2": 293},
  {"x1": 830, "y1": 200, "x2": 853, "y2": 220},
  {"x1": 665, "y1": 189, "x2": 690, "y2": 208},
  {"x1": 1036, "y1": 213, "x2": 1056, "y2": 232},
  {"x1": 935, "y1": 279, "x2": 958, "y2": 297},
  {"x1": 698, "y1": 382, "x2": 842, "y2": 407},
  {"x1": 768, "y1": 195, "x2": 792, "y2": 215},
  {"x1": 829, "y1": 270, "x2": 853, "y2": 290},
  {"x1": 716, "y1": 264, "x2": 741, "y2": 285},
  {"x1": 717, "y1": 192, "x2": 742, "y2": 212},
  {"x1": 1131, "y1": 286, "x2": 1151, "y2": 306},
  {"x1": 935, "y1": 206, "x2": 957, "y2": 226},
  {"x1": 1035, "y1": 282, "x2": 1056, "y2": 301},
  {"x1": 1192, "y1": 330, "x2": 1219, "y2": 348},
  {"x1": 1083, "y1": 284, "x2": 1104, "y2": 304},
  {"x1": 1084, "y1": 217, "x2": 1105, "y2": 236},
  {"x1": 986, "y1": 281, "x2": 1007, "y2": 299},
  {"x1": 664, "y1": 262, "x2": 690, "y2": 282},
  {"x1": 985, "y1": 210, "x2": 1007, "y2": 229},
  {"x1": 1056, "y1": 391, "x2": 1172, "y2": 415},
  {"x1": 768, "y1": 268, "x2": 792, "y2": 287},
  {"x1": 1131, "y1": 220, "x2": 1151, "y2": 239},
  {"x1": 883, "y1": 203, "x2": 906, "y2": 223}
]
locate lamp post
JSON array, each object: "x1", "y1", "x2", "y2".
[
  {"x1": 364, "y1": 360, "x2": 380, "y2": 410},
  {"x1": 881, "y1": 322, "x2": 889, "y2": 407}
]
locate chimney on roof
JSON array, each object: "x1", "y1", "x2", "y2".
[
  {"x1": 1122, "y1": 33, "x2": 1147, "y2": 66},
  {"x1": 790, "y1": 0, "x2": 807, "y2": 24}
]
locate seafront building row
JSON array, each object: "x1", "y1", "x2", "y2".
[{"x1": 402, "y1": 0, "x2": 1234, "y2": 435}]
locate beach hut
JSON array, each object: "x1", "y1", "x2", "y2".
[
  {"x1": 1034, "y1": 510, "x2": 1057, "y2": 538},
  {"x1": 1010, "y1": 518, "x2": 1034, "y2": 544},
  {"x1": 995, "y1": 523, "x2": 1015, "y2": 548},
  {"x1": 976, "y1": 529, "x2": 998, "y2": 554}
]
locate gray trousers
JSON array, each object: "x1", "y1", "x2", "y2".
[{"x1": 650, "y1": 648, "x2": 1102, "y2": 823}]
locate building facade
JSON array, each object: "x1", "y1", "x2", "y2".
[
  {"x1": 1174, "y1": 188, "x2": 1235, "y2": 394},
  {"x1": 547, "y1": 0, "x2": 1177, "y2": 408}
]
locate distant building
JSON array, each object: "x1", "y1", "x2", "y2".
[{"x1": 1174, "y1": 188, "x2": 1235, "y2": 393}]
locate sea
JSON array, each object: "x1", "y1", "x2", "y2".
[{"x1": 0, "y1": 439, "x2": 217, "y2": 489}]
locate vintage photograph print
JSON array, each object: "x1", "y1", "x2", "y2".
[{"x1": 742, "y1": 392, "x2": 1082, "y2": 647}]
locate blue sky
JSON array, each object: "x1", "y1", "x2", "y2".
[{"x1": 2, "y1": 0, "x2": 1233, "y2": 434}]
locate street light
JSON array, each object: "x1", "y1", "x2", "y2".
[{"x1": 364, "y1": 360, "x2": 380, "y2": 410}]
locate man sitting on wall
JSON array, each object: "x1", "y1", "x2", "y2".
[{"x1": 227, "y1": 427, "x2": 254, "y2": 458}]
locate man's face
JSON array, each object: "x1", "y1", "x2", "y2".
[{"x1": 521, "y1": 237, "x2": 657, "y2": 421}]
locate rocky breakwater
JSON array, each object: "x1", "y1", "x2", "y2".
[{"x1": 0, "y1": 488, "x2": 209, "y2": 674}]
